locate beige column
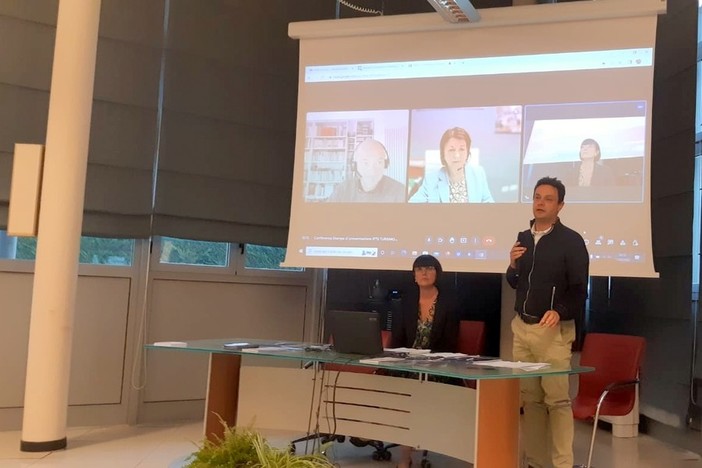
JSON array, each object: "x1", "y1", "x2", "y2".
[{"x1": 20, "y1": 0, "x2": 101, "y2": 452}]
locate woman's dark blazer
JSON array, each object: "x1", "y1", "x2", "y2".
[{"x1": 390, "y1": 286, "x2": 459, "y2": 352}]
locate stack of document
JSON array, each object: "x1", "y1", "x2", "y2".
[
  {"x1": 358, "y1": 348, "x2": 430, "y2": 365},
  {"x1": 384, "y1": 347, "x2": 432, "y2": 355},
  {"x1": 153, "y1": 341, "x2": 187, "y2": 347},
  {"x1": 472, "y1": 360, "x2": 551, "y2": 371},
  {"x1": 222, "y1": 342, "x2": 303, "y2": 353},
  {"x1": 359, "y1": 350, "x2": 471, "y2": 365},
  {"x1": 358, "y1": 356, "x2": 407, "y2": 365},
  {"x1": 241, "y1": 346, "x2": 302, "y2": 353},
  {"x1": 430, "y1": 352, "x2": 471, "y2": 359}
]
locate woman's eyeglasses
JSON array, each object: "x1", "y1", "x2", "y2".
[{"x1": 414, "y1": 266, "x2": 436, "y2": 273}]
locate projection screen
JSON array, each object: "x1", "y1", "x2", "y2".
[{"x1": 286, "y1": 0, "x2": 665, "y2": 277}]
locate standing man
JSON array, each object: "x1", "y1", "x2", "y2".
[{"x1": 506, "y1": 176, "x2": 589, "y2": 468}]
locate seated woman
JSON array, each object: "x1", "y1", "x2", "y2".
[
  {"x1": 391, "y1": 254, "x2": 460, "y2": 467},
  {"x1": 574, "y1": 137, "x2": 615, "y2": 187},
  {"x1": 409, "y1": 127, "x2": 494, "y2": 203}
]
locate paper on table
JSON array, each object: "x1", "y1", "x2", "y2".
[
  {"x1": 153, "y1": 341, "x2": 187, "y2": 347},
  {"x1": 430, "y1": 352, "x2": 470, "y2": 359},
  {"x1": 223, "y1": 342, "x2": 251, "y2": 350},
  {"x1": 384, "y1": 347, "x2": 432, "y2": 355},
  {"x1": 359, "y1": 356, "x2": 407, "y2": 365},
  {"x1": 472, "y1": 360, "x2": 551, "y2": 371},
  {"x1": 242, "y1": 346, "x2": 302, "y2": 353}
]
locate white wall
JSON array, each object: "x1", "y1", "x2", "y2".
[
  {"x1": 0, "y1": 271, "x2": 133, "y2": 430},
  {"x1": 139, "y1": 275, "x2": 314, "y2": 422},
  {"x1": 0, "y1": 253, "x2": 320, "y2": 430}
]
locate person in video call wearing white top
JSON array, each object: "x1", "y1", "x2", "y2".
[
  {"x1": 326, "y1": 139, "x2": 406, "y2": 203},
  {"x1": 506, "y1": 176, "x2": 589, "y2": 468},
  {"x1": 409, "y1": 127, "x2": 494, "y2": 203}
]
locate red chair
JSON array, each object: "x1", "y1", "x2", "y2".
[
  {"x1": 572, "y1": 333, "x2": 646, "y2": 468},
  {"x1": 457, "y1": 320, "x2": 486, "y2": 355},
  {"x1": 457, "y1": 321, "x2": 486, "y2": 391}
]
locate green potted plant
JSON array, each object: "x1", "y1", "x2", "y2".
[{"x1": 185, "y1": 420, "x2": 335, "y2": 468}]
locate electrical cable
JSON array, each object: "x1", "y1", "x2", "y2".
[
  {"x1": 301, "y1": 362, "x2": 322, "y2": 454},
  {"x1": 338, "y1": 0, "x2": 382, "y2": 16},
  {"x1": 130, "y1": 0, "x2": 171, "y2": 393}
]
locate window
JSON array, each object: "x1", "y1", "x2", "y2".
[
  {"x1": 694, "y1": 3, "x2": 702, "y2": 297},
  {"x1": 79, "y1": 237, "x2": 134, "y2": 265},
  {"x1": 0, "y1": 231, "x2": 37, "y2": 260},
  {"x1": 0, "y1": 231, "x2": 134, "y2": 266},
  {"x1": 244, "y1": 244, "x2": 303, "y2": 272},
  {"x1": 153, "y1": 237, "x2": 304, "y2": 275},
  {"x1": 695, "y1": 157, "x2": 701, "y2": 297},
  {"x1": 158, "y1": 237, "x2": 229, "y2": 267}
]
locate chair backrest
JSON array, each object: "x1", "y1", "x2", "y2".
[
  {"x1": 381, "y1": 329, "x2": 391, "y2": 348},
  {"x1": 577, "y1": 333, "x2": 646, "y2": 414},
  {"x1": 457, "y1": 320, "x2": 486, "y2": 355}
]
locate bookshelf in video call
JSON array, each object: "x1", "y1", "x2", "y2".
[{"x1": 304, "y1": 119, "x2": 374, "y2": 201}]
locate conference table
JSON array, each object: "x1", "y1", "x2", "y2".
[{"x1": 147, "y1": 339, "x2": 592, "y2": 468}]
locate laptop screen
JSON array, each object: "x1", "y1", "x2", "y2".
[{"x1": 327, "y1": 309, "x2": 383, "y2": 356}]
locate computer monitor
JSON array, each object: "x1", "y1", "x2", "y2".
[{"x1": 327, "y1": 309, "x2": 384, "y2": 356}]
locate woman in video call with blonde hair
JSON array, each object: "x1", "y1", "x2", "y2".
[{"x1": 409, "y1": 127, "x2": 494, "y2": 203}]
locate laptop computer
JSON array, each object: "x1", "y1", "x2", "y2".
[{"x1": 327, "y1": 309, "x2": 384, "y2": 356}]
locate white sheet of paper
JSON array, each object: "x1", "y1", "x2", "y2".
[
  {"x1": 384, "y1": 347, "x2": 432, "y2": 355},
  {"x1": 472, "y1": 360, "x2": 551, "y2": 371}
]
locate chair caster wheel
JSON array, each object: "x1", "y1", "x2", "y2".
[
  {"x1": 382, "y1": 451, "x2": 392, "y2": 461},
  {"x1": 289, "y1": 444, "x2": 296, "y2": 454},
  {"x1": 371, "y1": 451, "x2": 381, "y2": 461}
]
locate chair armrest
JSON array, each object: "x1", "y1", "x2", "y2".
[
  {"x1": 597, "y1": 379, "x2": 640, "y2": 409},
  {"x1": 603, "y1": 379, "x2": 639, "y2": 393}
]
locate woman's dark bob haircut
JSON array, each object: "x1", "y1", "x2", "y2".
[{"x1": 412, "y1": 254, "x2": 443, "y2": 281}]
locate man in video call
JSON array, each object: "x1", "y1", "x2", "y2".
[
  {"x1": 506, "y1": 176, "x2": 589, "y2": 468},
  {"x1": 327, "y1": 139, "x2": 406, "y2": 203}
]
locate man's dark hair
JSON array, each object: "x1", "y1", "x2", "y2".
[
  {"x1": 534, "y1": 176, "x2": 566, "y2": 203},
  {"x1": 412, "y1": 254, "x2": 443, "y2": 282}
]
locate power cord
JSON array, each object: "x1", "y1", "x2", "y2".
[
  {"x1": 338, "y1": 0, "x2": 382, "y2": 16},
  {"x1": 306, "y1": 363, "x2": 327, "y2": 454}
]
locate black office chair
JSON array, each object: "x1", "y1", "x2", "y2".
[
  {"x1": 348, "y1": 436, "x2": 394, "y2": 461},
  {"x1": 290, "y1": 331, "x2": 396, "y2": 459},
  {"x1": 350, "y1": 439, "x2": 432, "y2": 466}
]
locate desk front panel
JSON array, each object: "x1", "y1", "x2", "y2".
[{"x1": 237, "y1": 367, "x2": 476, "y2": 463}]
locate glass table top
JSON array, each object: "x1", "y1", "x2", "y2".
[{"x1": 146, "y1": 338, "x2": 593, "y2": 381}]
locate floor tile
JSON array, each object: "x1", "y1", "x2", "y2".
[{"x1": 0, "y1": 419, "x2": 699, "y2": 467}]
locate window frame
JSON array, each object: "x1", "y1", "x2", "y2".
[
  {"x1": 149, "y1": 236, "x2": 236, "y2": 275},
  {"x1": 240, "y1": 243, "x2": 309, "y2": 279},
  {"x1": 694, "y1": 4, "x2": 702, "y2": 299},
  {"x1": 0, "y1": 231, "x2": 137, "y2": 269},
  {"x1": 149, "y1": 236, "x2": 309, "y2": 279}
]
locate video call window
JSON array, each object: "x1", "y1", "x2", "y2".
[
  {"x1": 302, "y1": 101, "x2": 646, "y2": 206},
  {"x1": 521, "y1": 101, "x2": 646, "y2": 203},
  {"x1": 303, "y1": 110, "x2": 409, "y2": 203},
  {"x1": 408, "y1": 106, "x2": 522, "y2": 204}
]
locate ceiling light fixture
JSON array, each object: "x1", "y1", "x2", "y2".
[{"x1": 426, "y1": 0, "x2": 481, "y2": 23}]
